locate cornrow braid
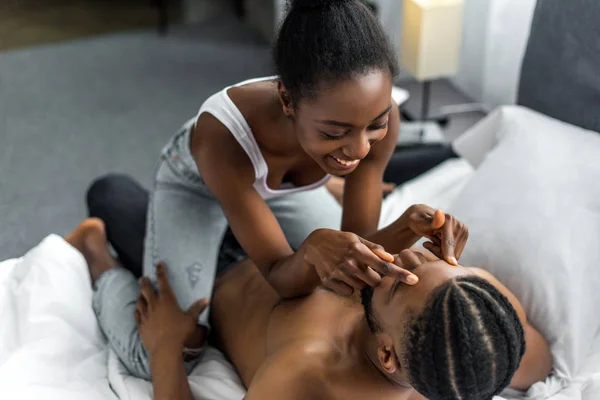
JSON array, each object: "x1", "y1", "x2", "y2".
[{"x1": 404, "y1": 276, "x2": 526, "y2": 400}]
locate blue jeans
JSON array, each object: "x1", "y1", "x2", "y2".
[{"x1": 91, "y1": 124, "x2": 342, "y2": 379}]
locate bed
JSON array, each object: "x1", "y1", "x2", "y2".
[
  {"x1": 2, "y1": 105, "x2": 599, "y2": 400},
  {"x1": 2, "y1": 0, "x2": 600, "y2": 399}
]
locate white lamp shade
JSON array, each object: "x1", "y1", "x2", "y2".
[{"x1": 401, "y1": 0, "x2": 464, "y2": 81}]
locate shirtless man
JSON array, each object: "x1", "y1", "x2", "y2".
[{"x1": 82, "y1": 206, "x2": 553, "y2": 400}]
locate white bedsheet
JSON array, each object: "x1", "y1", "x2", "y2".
[
  {"x1": 0, "y1": 235, "x2": 245, "y2": 400},
  {"x1": 379, "y1": 106, "x2": 600, "y2": 400},
  {"x1": 378, "y1": 158, "x2": 600, "y2": 399},
  {"x1": 0, "y1": 236, "x2": 117, "y2": 400}
]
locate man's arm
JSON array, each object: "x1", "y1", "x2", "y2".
[
  {"x1": 150, "y1": 346, "x2": 194, "y2": 400},
  {"x1": 136, "y1": 264, "x2": 210, "y2": 400}
]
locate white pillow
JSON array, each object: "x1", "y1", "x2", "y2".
[{"x1": 448, "y1": 107, "x2": 600, "y2": 383}]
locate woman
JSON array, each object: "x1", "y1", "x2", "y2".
[{"x1": 90, "y1": 0, "x2": 467, "y2": 380}]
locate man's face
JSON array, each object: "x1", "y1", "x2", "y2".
[{"x1": 361, "y1": 259, "x2": 476, "y2": 349}]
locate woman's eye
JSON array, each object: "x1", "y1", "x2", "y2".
[
  {"x1": 369, "y1": 121, "x2": 389, "y2": 131},
  {"x1": 320, "y1": 131, "x2": 344, "y2": 140}
]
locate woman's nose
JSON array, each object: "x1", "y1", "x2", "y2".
[{"x1": 342, "y1": 134, "x2": 371, "y2": 160}]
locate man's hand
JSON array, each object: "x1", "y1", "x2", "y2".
[
  {"x1": 135, "y1": 262, "x2": 209, "y2": 355},
  {"x1": 406, "y1": 204, "x2": 469, "y2": 265}
]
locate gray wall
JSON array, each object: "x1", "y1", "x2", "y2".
[{"x1": 451, "y1": 0, "x2": 492, "y2": 101}]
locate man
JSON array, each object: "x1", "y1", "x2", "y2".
[{"x1": 85, "y1": 175, "x2": 552, "y2": 400}]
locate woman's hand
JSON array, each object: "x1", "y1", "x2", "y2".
[
  {"x1": 303, "y1": 229, "x2": 420, "y2": 296},
  {"x1": 406, "y1": 204, "x2": 469, "y2": 265},
  {"x1": 135, "y1": 263, "x2": 209, "y2": 355}
]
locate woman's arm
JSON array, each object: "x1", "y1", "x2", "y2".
[{"x1": 192, "y1": 113, "x2": 411, "y2": 298}]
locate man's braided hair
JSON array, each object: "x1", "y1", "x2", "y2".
[{"x1": 404, "y1": 276, "x2": 526, "y2": 400}]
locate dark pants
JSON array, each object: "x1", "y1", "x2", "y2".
[
  {"x1": 384, "y1": 144, "x2": 458, "y2": 185},
  {"x1": 87, "y1": 175, "x2": 148, "y2": 277}
]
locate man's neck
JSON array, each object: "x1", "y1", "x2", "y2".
[{"x1": 350, "y1": 317, "x2": 409, "y2": 389}]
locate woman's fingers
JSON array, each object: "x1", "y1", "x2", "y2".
[
  {"x1": 139, "y1": 277, "x2": 157, "y2": 307},
  {"x1": 337, "y1": 272, "x2": 367, "y2": 291},
  {"x1": 349, "y1": 242, "x2": 395, "y2": 276},
  {"x1": 423, "y1": 241, "x2": 442, "y2": 259},
  {"x1": 155, "y1": 262, "x2": 176, "y2": 299},
  {"x1": 342, "y1": 260, "x2": 382, "y2": 287},
  {"x1": 454, "y1": 226, "x2": 469, "y2": 260},
  {"x1": 388, "y1": 262, "x2": 419, "y2": 285},
  {"x1": 426, "y1": 235, "x2": 442, "y2": 246},
  {"x1": 432, "y1": 209, "x2": 445, "y2": 230},
  {"x1": 324, "y1": 278, "x2": 354, "y2": 296},
  {"x1": 362, "y1": 267, "x2": 383, "y2": 286},
  {"x1": 136, "y1": 296, "x2": 148, "y2": 319},
  {"x1": 187, "y1": 298, "x2": 210, "y2": 321},
  {"x1": 347, "y1": 243, "x2": 419, "y2": 285},
  {"x1": 357, "y1": 237, "x2": 395, "y2": 262},
  {"x1": 441, "y1": 215, "x2": 458, "y2": 265}
]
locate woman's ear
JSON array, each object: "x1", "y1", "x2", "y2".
[{"x1": 277, "y1": 81, "x2": 295, "y2": 118}]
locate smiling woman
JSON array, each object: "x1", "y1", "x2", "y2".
[{"x1": 86, "y1": 0, "x2": 468, "y2": 383}]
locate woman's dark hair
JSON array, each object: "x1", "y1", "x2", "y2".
[
  {"x1": 404, "y1": 276, "x2": 526, "y2": 400},
  {"x1": 273, "y1": 0, "x2": 399, "y2": 105}
]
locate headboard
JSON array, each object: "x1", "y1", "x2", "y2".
[{"x1": 518, "y1": 0, "x2": 600, "y2": 133}]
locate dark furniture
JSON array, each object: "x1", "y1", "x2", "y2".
[{"x1": 155, "y1": 0, "x2": 245, "y2": 35}]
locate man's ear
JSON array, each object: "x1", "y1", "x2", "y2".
[
  {"x1": 277, "y1": 81, "x2": 295, "y2": 118},
  {"x1": 376, "y1": 341, "x2": 400, "y2": 375}
]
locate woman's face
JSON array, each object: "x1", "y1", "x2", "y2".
[{"x1": 289, "y1": 70, "x2": 393, "y2": 176}]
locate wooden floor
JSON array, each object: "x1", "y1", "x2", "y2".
[{"x1": 0, "y1": 0, "x2": 180, "y2": 51}]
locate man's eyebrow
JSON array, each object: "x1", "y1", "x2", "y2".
[
  {"x1": 316, "y1": 104, "x2": 393, "y2": 128},
  {"x1": 388, "y1": 278, "x2": 403, "y2": 301}
]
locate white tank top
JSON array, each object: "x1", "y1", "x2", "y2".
[{"x1": 193, "y1": 76, "x2": 331, "y2": 200}]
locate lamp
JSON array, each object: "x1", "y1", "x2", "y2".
[{"x1": 401, "y1": 0, "x2": 464, "y2": 137}]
